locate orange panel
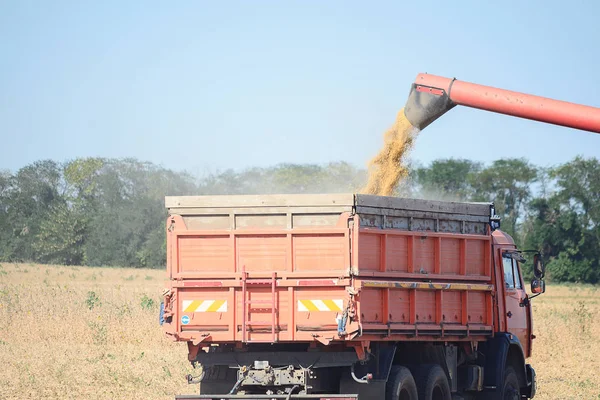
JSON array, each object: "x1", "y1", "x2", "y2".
[
  {"x1": 357, "y1": 283, "x2": 494, "y2": 337},
  {"x1": 469, "y1": 292, "x2": 487, "y2": 325},
  {"x1": 415, "y1": 290, "x2": 436, "y2": 324},
  {"x1": 440, "y1": 238, "x2": 460, "y2": 275},
  {"x1": 466, "y1": 240, "x2": 485, "y2": 276},
  {"x1": 414, "y1": 237, "x2": 435, "y2": 274},
  {"x1": 178, "y1": 235, "x2": 231, "y2": 273},
  {"x1": 386, "y1": 236, "x2": 409, "y2": 272},
  {"x1": 388, "y1": 288, "x2": 410, "y2": 323},
  {"x1": 355, "y1": 229, "x2": 491, "y2": 280},
  {"x1": 358, "y1": 234, "x2": 381, "y2": 271},
  {"x1": 359, "y1": 288, "x2": 383, "y2": 323},
  {"x1": 293, "y1": 234, "x2": 347, "y2": 272},
  {"x1": 441, "y1": 291, "x2": 462, "y2": 324},
  {"x1": 237, "y1": 235, "x2": 287, "y2": 272}
]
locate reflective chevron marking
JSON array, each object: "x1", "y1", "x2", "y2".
[
  {"x1": 298, "y1": 299, "x2": 343, "y2": 312},
  {"x1": 182, "y1": 299, "x2": 227, "y2": 312}
]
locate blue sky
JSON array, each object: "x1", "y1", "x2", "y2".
[{"x1": 1, "y1": 1, "x2": 599, "y2": 176}]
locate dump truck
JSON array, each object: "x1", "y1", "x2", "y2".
[
  {"x1": 161, "y1": 74, "x2": 600, "y2": 400},
  {"x1": 162, "y1": 194, "x2": 544, "y2": 400}
]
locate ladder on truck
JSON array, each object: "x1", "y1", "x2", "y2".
[{"x1": 241, "y1": 267, "x2": 277, "y2": 344}]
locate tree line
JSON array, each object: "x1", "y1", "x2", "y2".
[{"x1": 0, "y1": 156, "x2": 598, "y2": 283}]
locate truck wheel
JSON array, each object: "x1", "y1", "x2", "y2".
[
  {"x1": 502, "y1": 367, "x2": 520, "y2": 400},
  {"x1": 386, "y1": 366, "x2": 419, "y2": 400},
  {"x1": 414, "y1": 364, "x2": 451, "y2": 400}
]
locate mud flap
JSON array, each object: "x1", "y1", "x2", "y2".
[{"x1": 525, "y1": 364, "x2": 536, "y2": 398}]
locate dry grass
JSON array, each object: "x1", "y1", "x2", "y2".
[
  {"x1": 0, "y1": 263, "x2": 598, "y2": 399},
  {"x1": 529, "y1": 285, "x2": 600, "y2": 399},
  {"x1": 0, "y1": 262, "x2": 196, "y2": 400}
]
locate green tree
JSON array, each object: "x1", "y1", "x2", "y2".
[
  {"x1": 33, "y1": 201, "x2": 86, "y2": 265},
  {"x1": 471, "y1": 158, "x2": 538, "y2": 242},
  {"x1": 81, "y1": 158, "x2": 196, "y2": 267},
  {"x1": 552, "y1": 157, "x2": 600, "y2": 230},
  {"x1": 1, "y1": 160, "x2": 62, "y2": 261},
  {"x1": 199, "y1": 162, "x2": 367, "y2": 195},
  {"x1": 2, "y1": 155, "x2": 599, "y2": 284},
  {"x1": 413, "y1": 159, "x2": 482, "y2": 200},
  {"x1": 522, "y1": 157, "x2": 600, "y2": 283},
  {"x1": 63, "y1": 158, "x2": 105, "y2": 201}
]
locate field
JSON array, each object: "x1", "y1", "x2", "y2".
[{"x1": 0, "y1": 263, "x2": 599, "y2": 399}]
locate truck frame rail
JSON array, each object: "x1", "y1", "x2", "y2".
[{"x1": 176, "y1": 395, "x2": 358, "y2": 400}]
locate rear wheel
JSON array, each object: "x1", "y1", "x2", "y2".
[
  {"x1": 502, "y1": 367, "x2": 520, "y2": 400},
  {"x1": 414, "y1": 364, "x2": 451, "y2": 400},
  {"x1": 386, "y1": 366, "x2": 419, "y2": 400}
]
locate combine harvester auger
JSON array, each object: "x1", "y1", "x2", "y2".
[{"x1": 403, "y1": 73, "x2": 600, "y2": 132}]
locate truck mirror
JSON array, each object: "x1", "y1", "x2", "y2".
[
  {"x1": 533, "y1": 254, "x2": 545, "y2": 279},
  {"x1": 531, "y1": 279, "x2": 545, "y2": 294}
]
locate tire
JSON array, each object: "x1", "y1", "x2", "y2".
[
  {"x1": 502, "y1": 367, "x2": 521, "y2": 400},
  {"x1": 386, "y1": 366, "x2": 419, "y2": 400},
  {"x1": 414, "y1": 364, "x2": 452, "y2": 400}
]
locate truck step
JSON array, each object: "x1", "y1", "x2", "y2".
[
  {"x1": 176, "y1": 395, "x2": 358, "y2": 399},
  {"x1": 245, "y1": 300, "x2": 274, "y2": 305},
  {"x1": 245, "y1": 280, "x2": 275, "y2": 285},
  {"x1": 245, "y1": 340, "x2": 277, "y2": 344}
]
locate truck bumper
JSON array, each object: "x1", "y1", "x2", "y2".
[
  {"x1": 175, "y1": 396, "x2": 358, "y2": 400},
  {"x1": 525, "y1": 364, "x2": 537, "y2": 398}
]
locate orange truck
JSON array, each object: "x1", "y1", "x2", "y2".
[
  {"x1": 161, "y1": 74, "x2": 600, "y2": 400},
  {"x1": 162, "y1": 194, "x2": 544, "y2": 400}
]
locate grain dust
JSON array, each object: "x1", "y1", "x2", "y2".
[{"x1": 362, "y1": 108, "x2": 419, "y2": 196}]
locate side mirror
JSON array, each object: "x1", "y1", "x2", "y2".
[
  {"x1": 533, "y1": 253, "x2": 545, "y2": 279},
  {"x1": 531, "y1": 278, "x2": 545, "y2": 294}
]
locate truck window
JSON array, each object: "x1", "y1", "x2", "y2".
[
  {"x1": 502, "y1": 256, "x2": 515, "y2": 289},
  {"x1": 512, "y1": 261, "x2": 522, "y2": 289}
]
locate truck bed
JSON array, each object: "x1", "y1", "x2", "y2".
[{"x1": 162, "y1": 194, "x2": 495, "y2": 346}]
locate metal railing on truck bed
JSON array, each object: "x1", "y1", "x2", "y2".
[{"x1": 162, "y1": 194, "x2": 495, "y2": 347}]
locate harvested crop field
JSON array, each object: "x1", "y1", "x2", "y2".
[
  {"x1": 0, "y1": 263, "x2": 194, "y2": 400},
  {"x1": 0, "y1": 263, "x2": 598, "y2": 399}
]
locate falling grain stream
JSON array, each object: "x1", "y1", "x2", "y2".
[{"x1": 362, "y1": 108, "x2": 420, "y2": 196}]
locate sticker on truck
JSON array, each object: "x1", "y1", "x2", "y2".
[
  {"x1": 298, "y1": 299, "x2": 344, "y2": 312},
  {"x1": 182, "y1": 300, "x2": 227, "y2": 312}
]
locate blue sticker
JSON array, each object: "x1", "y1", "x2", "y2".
[{"x1": 181, "y1": 315, "x2": 190, "y2": 325}]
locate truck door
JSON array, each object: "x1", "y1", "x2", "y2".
[{"x1": 500, "y1": 251, "x2": 530, "y2": 356}]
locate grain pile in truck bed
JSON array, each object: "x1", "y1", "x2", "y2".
[{"x1": 362, "y1": 108, "x2": 419, "y2": 196}]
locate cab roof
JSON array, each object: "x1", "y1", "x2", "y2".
[{"x1": 492, "y1": 230, "x2": 516, "y2": 246}]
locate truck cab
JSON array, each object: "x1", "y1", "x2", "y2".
[{"x1": 493, "y1": 230, "x2": 532, "y2": 356}]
